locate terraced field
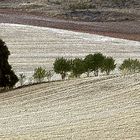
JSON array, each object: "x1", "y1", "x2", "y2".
[
  {"x1": 0, "y1": 74, "x2": 140, "y2": 139},
  {"x1": 0, "y1": 23, "x2": 140, "y2": 80}
]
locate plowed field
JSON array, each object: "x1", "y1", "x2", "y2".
[
  {"x1": 0, "y1": 23, "x2": 140, "y2": 79},
  {"x1": 0, "y1": 74, "x2": 140, "y2": 139}
]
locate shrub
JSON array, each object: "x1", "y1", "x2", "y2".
[
  {"x1": 119, "y1": 58, "x2": 140, "y2": 75},
  {"x1": 112, "y1": 0, "x2": 127, "y2": 6},
  {"x1": 46, "y1": 70, "x2": 54, "y2": 82},
  {"x1": 19, "y1": 73, "x2": 26, "y2": 86},
  {"x1": 65, "y1": 1, "x2": 95, "y2": 11},
  {"x1": 33, "y1": 67, "x2": 47, "y2": 83}
]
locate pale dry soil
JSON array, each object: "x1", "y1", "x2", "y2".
[
  {"x1": 0, "y1": 23, "x2": 140, "y2": 139},
  {"x1": 0, "y1": 74, "x2": 140, "y2": 139},
  {"x1": 0, "y1": 23, "x2": 140, "y2": 79}
]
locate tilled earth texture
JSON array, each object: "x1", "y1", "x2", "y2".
[
  {"x1": 0, "y1": 74, "x2": 140, "y2": 139},
  {"x1": 0, "y1": 23, "x2": 140, "y2": 81}
]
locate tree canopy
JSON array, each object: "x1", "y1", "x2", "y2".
[
  {"x1": 119, "y1": 58, "x2": 140, "y2": 74},
  {"x1": 53, "y1": 57, "x2": 71, "y2": 80},
  {"x1": 84, "y1": 53, "x2": 105, "y2": 76},
  {"x1": 33, "y1": 67, "x2": 47, "y2": 83},
  {"x1": 92, "y1": 53, "x2": 105, "y2": 76},
  {"x1": 0, "y1": 39, "x2": 18, "y2": 88},
  {"x1": 71, "y1": 58, "x2": 85, "y2": 78},
  {"x1": 84, "y1": 54, "x2": 94, "y2": 77},
  {"x1": 101, "y1": 56, "x2": 116, "y2": 75}
]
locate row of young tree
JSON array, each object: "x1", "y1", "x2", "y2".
[
  {"x1": 31, "y1": 54, "x2": 140, "y2": 84},
  {"x1": 1, "y1": 38, "x2": 140, "y2": 89},
  {"x1": 19, "y1": 53, "x2": 115, "y2": 85},
  {"x1": 53, "y1": 53, "x2": 116, "y2": 80}
]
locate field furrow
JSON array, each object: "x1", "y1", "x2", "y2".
[{"x1": 0, "y1": 74, "x2": 140, "y2": 139}]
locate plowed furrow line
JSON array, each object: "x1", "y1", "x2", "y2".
[
  {"x1": 0, "y1": 76, "x2": 118, "y2": 105},
  {"x1": 0, "y1": 82, "x2": 139, "y2": 120}
]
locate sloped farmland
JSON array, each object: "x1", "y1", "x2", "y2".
[
  {"x1": 0, "y1": 23, "x2": 140, "y2": 139},
  {"x1": 0, "y1": 74, "x2": 140, "y2": 139},
  {"x1": 0, "y1": 23, "x2": 140, "y2": 78}
]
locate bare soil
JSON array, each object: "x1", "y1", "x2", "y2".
[
  {"x1": 0, "y1": 23, "x2": 140, "y2": 80},
  {"x1": 0, "y1": 9, "x2": 140, "y2": 41},
  {"x1": 0, "y1": 74, "x2": 140, "y2": 139}
]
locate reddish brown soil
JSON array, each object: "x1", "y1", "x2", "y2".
[{"x1": 0, "y1": 9, "x2": 140, "y2": 41}]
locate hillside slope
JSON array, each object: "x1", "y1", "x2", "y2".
[
  {"x1": 0, "y1": 1, "x2": 140, "y2": 41},
  {"x1": 0, "y1": 23, "x2": 140, "y2": 78},
  {"x1": 0, "y1": 74, "x2": 140, "y2": 139}
]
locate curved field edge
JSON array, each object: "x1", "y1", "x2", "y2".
[
  {"x1": 0, "y1": 9, "x2": 140, "y2": 41},
  {"x1": 0, "y1": 74, "x2": 140, "y2": 139}
]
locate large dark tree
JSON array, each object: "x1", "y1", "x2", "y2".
[{"x1": 0, "y1": 39, "x2": 18, "y2": 88}]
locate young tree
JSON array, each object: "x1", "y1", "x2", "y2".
[
  {"x1": 84, "y1": 54, "x2": 94, "y2": 77},
  {"x1": 19, "y1": 73, "x2": 26, "y2": 86},
  {"x1": 71, "y1": 58, "x2": 85, "y2": 78},
  {"x1": 33, "y1": 67, "x2": 47, "y2": 83},
  {"x1": 46, "y1": 70, "x2": 54, "y2": 82},
  {"x1": 119, "y1": 58, "x2": 131, "y2": 75},
  {"x1": 119, "y1": 58, "x2": 140, "y2": 75},
  {"x1": 120, "y1": 58, "x2": 132, "y2": 73},
  {"x1": 101, "y1": 57, "x2": 116, "y2": 75},
  {"x1": 92, "y1": 53, "x2": 105, "y2": 76},
  {"x1": 53, "y1": 57, "x2": 71, "y2": 80},
  {"x1": 0, "y1": 39, "x2": 18, "y2": 88},
  {"x1": 131, "y1": 59, "x2": 140, "y2": 73}
]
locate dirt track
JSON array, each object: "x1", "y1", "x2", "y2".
[{"x1": 0, "y1": 9, "x2": 140, "y2": 41}]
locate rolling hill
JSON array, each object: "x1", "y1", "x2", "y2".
[
  {"x1": 0, "y1": 23, "x2": 140, "y2": 80},
  {"x1": 0, "y1": 7, "x2": 140, "y2": 138},
  {"x1": 0, "y1": 74, "x2": 140, "y2": 139},
  {"x1": 0, "y1": 0, "x2": 140, "y2": 41},
  {"x1": 0, "y1": 24, "x2": 140, "y2": 139}
]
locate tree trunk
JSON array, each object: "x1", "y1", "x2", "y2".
[
  {"x1": 87, "y1": 69, "x2": 90, "y2": 77},
  {"x1": 106, "y1": 70, "x2": 110, "y2": 75},
  {"x1": 0, "y1": 69, "x2": 2, "y2": 86},
  {"x1": 61, "y1": 73, "x2": 66, "y2": 80},
  {"x1": 94, "y1": 69, "x2": 98, "y2": 76}
]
